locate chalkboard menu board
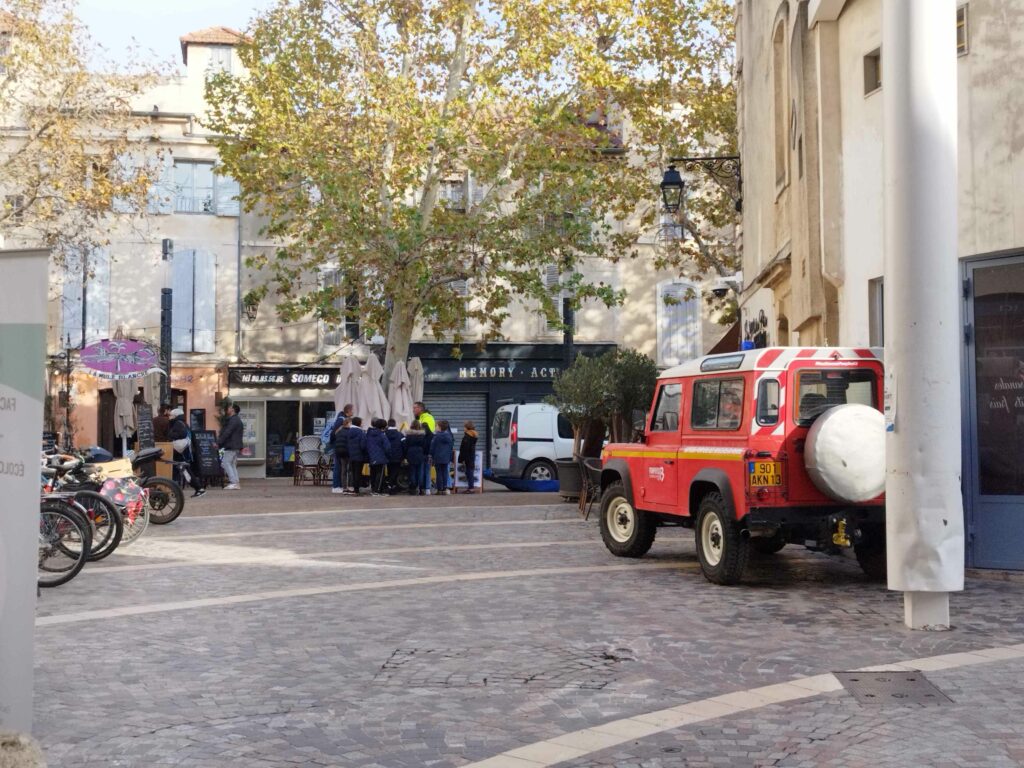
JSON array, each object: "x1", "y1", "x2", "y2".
[
  {"x1": 136, "y1": 404, "x2": 155, "y2": 450},
  {"x1": 192, "y1": 430, "x2": 222, "y2": 478}
]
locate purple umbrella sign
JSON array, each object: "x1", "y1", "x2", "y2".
[{"x1": 79, "y1": 339, "x2": 161, "y2": 380}]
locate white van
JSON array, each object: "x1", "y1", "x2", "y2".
[{"x1": 490, "y1": 403, "x2": 575, "y2": 481}]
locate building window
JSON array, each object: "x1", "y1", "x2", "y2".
[
  {"x1": 773, "y1": 20, "x2": 788, "y2": 187},
  {"x1": 321, "y1": 270, "x2": 361, "y2": 350},
  {"x1": 864, "y1": 49, "x2": 882, "y2": 95},
  {"x1": 869, "y1": 277, "x2": 884, "y2": 346},
  {"x1": 171, "y1": 250, "x2": 217, "y2": 353},
  {"x1": 957, "y1": 5, "x2": 969, "y2": 56},
  {"x1": 657, "y1": 281, "x2": 702, "y2": 367},
  {"x1": 4, "y1": 194, "x2": 24, "y2": 224},
  {"x1": 0, "y1": 33, "x2": 10, "y2": 75},
  {"x1": 172, "y1": 161, "x2": 240, "y2": 215},
  {"x1": 438, "y1": 178, "x2": 466, "y2": 211},
  {"x1": 208, "y1": 45, "x2": 232, "y2": 74}
]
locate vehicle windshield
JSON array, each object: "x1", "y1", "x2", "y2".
[{"x1": 796, "y1": 369, "x2": 878, "y2": 425}]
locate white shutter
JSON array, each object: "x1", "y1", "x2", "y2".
[
  {"x1": 658, "y1": 282, "x2": 702, "y2": 367},
  {"x1": 544, "y1": 265, "x2": 561, "y2": 332},
  {"x1": 192, "y1": 251, "x2": 216, "y2": 353},
  {"x1": 171, "y1": 249, "x2": 195, "y2": 352},
  {"x1": 84, "y1": 248, "x2": 110, "y2": 344},
  {"x1": 320, "y1": 270, "x2": 342, "y2": 350},
  {"x1": 61, "y1": 251, "x2": 84, "y2": 348},
  {"x1": 215, "y1": 173, "x2": 240, "y2": 216},
  {"x1": 147, "y1": 154, "x2": 175, "y2": 215}
]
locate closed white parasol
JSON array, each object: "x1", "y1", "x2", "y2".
[
  {"x1": 388, "y1": 360, "x2": 414, "y2": 428},
  {"x1": 356, "y1": 353, "x2": 390, "y2": 422},
  {"x1": 407, "y1": 357, "x2": 425, "y2": 404},
  {"x1": 333, "y1": 355, "x2": 361, "y2": 414}
]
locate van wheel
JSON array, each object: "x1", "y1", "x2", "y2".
[
  {"x1": 855, "y1": 537, "x2": 887, "y2": 581},
  {"x1": 524, "y1": 459, "x2": 556, "y2": 482},
  {"x1": 750, "y1": 533, "x2": 786, "y2": 555},
  {"x1": 695, "y1": 492, "x2": 748, "y2": 585},
  {"x1": 599, "y1": 481, "x2": 656, "y2": 558}
]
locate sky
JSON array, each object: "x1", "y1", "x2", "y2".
[{"x1": 76, "y1": 0, "x2": 277, "y2": 68}]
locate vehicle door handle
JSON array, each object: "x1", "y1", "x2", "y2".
[{"x1": 664, "y1": 459, "x2": 675, "y2": 465}]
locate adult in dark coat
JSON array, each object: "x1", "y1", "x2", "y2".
[
  {"x1": 216, "y1": 404, "x2": 244, "y2": 489},
  {"x1": 332, "y1": 418, "x2": 352, "y2": 493},
  {"x1": 347, "y1": 417, "x2": 367, "y2": 494},
  {"x1": 430, "y1": 420, "x2": 455, "y2": 495},
  {"x1": 152, "y1": 404, "x2": 171, "y2": 442},
  {"x1": 365, "y1": 419, "x2": 390, "y2": 494},
  {"x1": 385, "y1": 419, "x2": 404, "y2": 494},
  {"x1": 403, "y1": 423, "x2": 427, "y2": 495},
  {"x1": 458, "y1": 421, "x2": 479, "y2": 491},
  {"x1": 167, "y1": 408, "x2": 204, "y2": 496}
]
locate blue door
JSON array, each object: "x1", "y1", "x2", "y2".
[{"x1": 963, "y1": 255, "x2": 1024, "y2": 570}]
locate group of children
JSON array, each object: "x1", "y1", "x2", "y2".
[{"x1": 327, "y1": 401, "x2": 479, "y2": 496}]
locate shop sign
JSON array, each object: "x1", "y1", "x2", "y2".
[
  {"x1": 430, "y1": 361, "x2": 563, "y2": 382},
  {"x1": 228, "y1": 367, "x2": 341, "y2": 389}
]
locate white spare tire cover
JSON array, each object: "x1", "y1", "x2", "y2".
[{"x1": 804, "y1": 404, "x2": 885, "y2": 503}]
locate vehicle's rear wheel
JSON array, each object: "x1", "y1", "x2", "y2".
[
  {"x1": 855, "y1": 537, "x2": 887, "y2": 581},
  {"x1": 599, "y1": 481, "x2": 656, "y2": 558},
  {"x1": 695, "y1": 492, "x2": 748, "y2": 585},
  {"x1": 750, "y1": 532, "x2": 786, "y2": 555},
  {"x1": 523, "y1": 459, "x2": 556, "y2": 482}
]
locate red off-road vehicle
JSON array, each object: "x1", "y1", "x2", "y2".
[{"x1": 598, "y1": 347, "x2": 887, "y2": 584}]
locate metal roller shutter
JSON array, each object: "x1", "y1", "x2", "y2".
[{"x1": 421, "y1": 392, "x2": 488, "y2": 463}]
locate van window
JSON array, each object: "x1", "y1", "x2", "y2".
[
  {"x1": 557, "y1": 414, "x2": 573, "y2": 439},
  {"x1": 757, "y1": 379, "x2": 780, "y2": 426},
  {"x1": 650, "y1": 383, "x2": 682, "y2": 432},
  {"x1": 796, "y1": 369, "x2": 878, "y2": 426},
  {"x1": 692, "y1": 378, "x2": 745, "y2": 430},
  {"x1": 492, "y1": 410, "x2": 512, "y2": 439}
]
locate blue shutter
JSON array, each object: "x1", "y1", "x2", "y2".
[
  {"x1": 84, "y1": 248, "x2": 111, "y2": 344},
  {"x1": 171, "y1": 250, "x2": 195, "y2": 352},
  {"x1": 192, "y1": 251, "x2": 217, "y2": 353}
]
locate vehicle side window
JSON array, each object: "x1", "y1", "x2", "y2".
[
  {"x1": 691, "y1": 378, "x2": 745, "y2": 430},
  {"x1": 756, "y1": 379, "x2": 780, "y2": 426},
  {"x1": 556, "y1": 414, "x2": 573, "y2": 439},
  {"x1": 650, "y1": 383, "x2": 682, "y2": 432},
  {"x1": 492, "y1": 411, "x2": 511, "y2": 439}
]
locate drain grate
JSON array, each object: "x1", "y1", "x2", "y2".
[
  {"x1": 373, "y1": 644, "x2": 635, "y2": 689},
  {"x1": 834, "y1": 671, "x2": 953, "y2": 708}
]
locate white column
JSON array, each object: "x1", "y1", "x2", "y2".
[
  {"x1": 0, "y1": 249, "x2": 49, "y2": 731},
  {"x1": 882, "y1": 0, "x2": 964, "y2": 629}
]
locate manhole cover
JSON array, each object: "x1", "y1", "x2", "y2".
[
  {"x1": 373, "y1": 644, "x2": 635, "y2": 689},
  {"x1": 834, "y1": 671, "x2": 953, "y2": 708}
]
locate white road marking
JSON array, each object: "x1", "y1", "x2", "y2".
[
  {"x1": 464, "y1": 643, "x2": 1024, "y2": 767},
  {"x1": 36, "y1": 562, "x2": 694, "y2": 627},
  {"x1": 157, "y1": 518, "x2": 582, "y2": 542},
  {"x1": 180, "y1": 502, "x2": 565, "y2": 521}
]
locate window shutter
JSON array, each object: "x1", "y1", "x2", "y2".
[
  {"x1": 321, "y1": 270, "x2": 342, "y2": 350},
  {"x1": 544, "y1": 265, "x2": 561, "y2": 332},
  {"x1": 84, "y1": 248, "x2": 111, "y2": 344},
  {"x1": 147, "y1": 154, "x2": 175, "y2": 215},
  {"x1": 192, "y1": 251, "x2": 217, "y2": 353},
  {"x1": 658, "y1": 282, "x2": 702, "y2": 367},
  {"x1": 112, "y1": 154, "x2": 136, "y2": 213},
  {"x1": 61, "y1": 251, "x2": 84, "y2": 348},
  {"x1": 171, "y1": 250, "x2": 195, "y2": 352},
  {"x1": 215, "y1": 173, "x2": 241, "y2": 216}
]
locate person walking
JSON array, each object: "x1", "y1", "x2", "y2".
[
  {"x1": 331, "y1": 417, "x2": 352, "y2": 494},
  {"x1": 366, "y1": 419, "x2": 390, "y2": 496},
  {"x1": 403, "y1": 421, "x2": 427, "y2": 496},
  {"x1": 347, "y1": 416, "x2": 367, "y2": 495},
  {"x1": 216, "y1": 404, "x2": 244, "y2": 490},
  {"x1": 430, "y1": 419, "x2": 455, "y2": 496},
  {"x1": 459, "y1": 420, "x2": 479, "y2": 492},
  {"x1": 168, "y1": 408, "x2": 205, "y2": 497},
  {"x1": 413, "y1": 402, "x2": 435, "y2": 494},
  {"x1": 152, "y1": 403, "x2": 171, "y2": 442},
  {"x1": 385, "y1": 418, "x2": 404, "y2": 494}
]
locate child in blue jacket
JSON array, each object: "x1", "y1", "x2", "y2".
[
  {"x1": 385, "y1": 419, "x2": 404, "y2": 494},
  {"x1": 366, "y1": 418, "x2": 390, "y2": 495},
  {"x1": 403, "y1": 422, "x2": 427, "y2": 496},
  {"x1": 430, "y1": 419, "x2": 455, "y2": 495},
  {"x1": 347, "y1": 417, "x2": 367, "y2": 494}
]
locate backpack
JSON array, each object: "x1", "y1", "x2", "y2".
[{"x1": 321, "y1": 415, "x2": 340, "y2": 451}]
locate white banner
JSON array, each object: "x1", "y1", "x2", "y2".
[{"x1": 0, "y1": 249, "x2": 48, "y2": 732}]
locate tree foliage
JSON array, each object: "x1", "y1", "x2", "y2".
[
  {"x1": 0, "y1": 0, "x2": 161, "y2": 261},
  {"x1": 546, "y1": 352, "x2": 613, "y2": 457},
  {"x1": 606, "y1": 348, "x2": 658, "y2": 441},
  {"x1": 205, "y1": 0, "x2": 735, "y2": 382}
]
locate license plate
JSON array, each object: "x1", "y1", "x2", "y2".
[{"x1": 749, "y1": 461, "x2": 782, "y2": 487}]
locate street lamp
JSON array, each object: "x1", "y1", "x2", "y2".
[
  {"x1": 242, "y1": 293, "x2": 260, "y2": 322},
  {"x1": 160, "y1": 238, "x2": 173, "y2": 407},
  {"x1": 660, "y1": 164, "x2": 685, "y2": 214}
]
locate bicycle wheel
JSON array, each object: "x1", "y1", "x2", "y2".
[
  {"x1": 143, "y1": 477, "x2": 185, "y2": 525},
  {"x1": 75, "y1": 490, "x2": 124, "y2": 561},
  {"x1": 119, "y1": 500, "x2": 150, "y2": 546},
  {"x1": 39, "y1": 500, "x2": 90, "y2": 587}
]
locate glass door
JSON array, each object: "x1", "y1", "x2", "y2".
[
  {"x1": 964, "y1": 255, "x2": 1024, "y2": 569},
  {"x1": 266, "y1": 400, "x2": 300, "y2": 477}
]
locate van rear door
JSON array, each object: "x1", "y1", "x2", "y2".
[{"x1": 491, "y1": 407, "x2": 515, "y2": 473}]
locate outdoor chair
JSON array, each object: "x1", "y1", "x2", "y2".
[{"x1": 294, "y1": 436, "x2": 325, "y2": 486}]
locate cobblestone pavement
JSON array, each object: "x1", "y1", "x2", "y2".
[{"x1": 32, "y1": 481, "x2": 1024, "y2": 767}]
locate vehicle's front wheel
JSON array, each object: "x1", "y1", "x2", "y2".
[
  {"x1": 695, "y1": 492, "x2": 748, "y2": 585},
  {"x1": 599, "y1": 481, "x2": 656, "y2": 558}
]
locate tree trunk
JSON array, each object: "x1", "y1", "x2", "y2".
[
  {"x1": 581, "y1": 418, "x2": 606, "y2": 458},
  {"x1": 382, "y1": 300, "x2": 417, "y2": 395}
]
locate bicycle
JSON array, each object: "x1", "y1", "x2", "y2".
[{"x1": 39, "y1": 497, "x2": 92, "y2": 587}]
